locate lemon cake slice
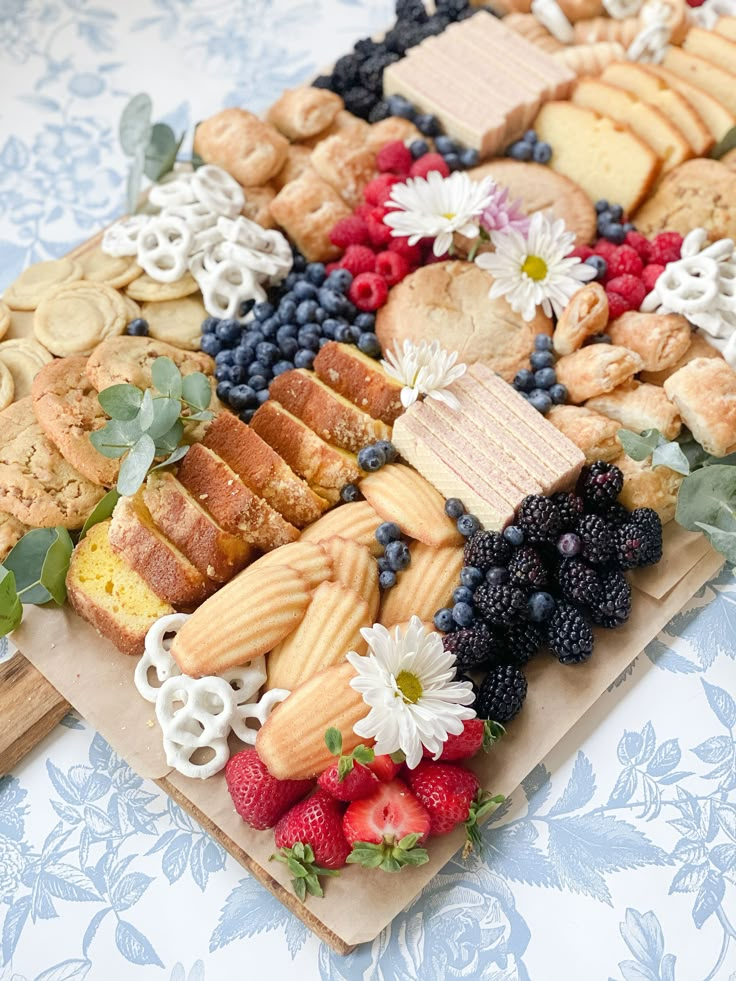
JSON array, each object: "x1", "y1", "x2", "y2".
[
  {"x1": 647, "y1": 64, "x2": 736, "y2": 141},
  {"x1": 662, "y1": 47, "x2": 736, "y2": 116},
  {"x1": 683, "y1": 26, "x2": 736, "y2": 78}
]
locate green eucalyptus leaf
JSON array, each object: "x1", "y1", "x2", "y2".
[
  {"x1": 695, "y1": 521, "x2": 736, "y2": 563},
  {"x1": 182, "y1": 372, "x2": 213, "y2": 413},
  {"x1": 618, "y1": 428, "x2": 660, "y2": 462},
  {"x1": 117, "y1": 434, "x2": 157, "y2": 496},
  {"x1": 40, "y1": 527, "x2": 74, "y2": 605},
  {"x1": 143, "y1": 123, "x2": 179, "y2": 181},
  {"x1": 98, "y1": 384, "x2": 143, "y2": 421},
  {"x1": 90, "y1": 418, "x2": 143, "y2": 459},
  {"x1": 652, "y1": 439, "x2": 690, "y2": 476},
  {"x1": 677, "y1": 434, "x2": 711, "y2": 473},
  {"x1": 148, "y1": 396, "x2": 182, "y2": 439},
  {"x1": 119, "y1": 93, "x2": 153, "y2": 154},
  {"x1": 153, "y1": 419, "x2": 184, "y2": 455},
  {"x1": 137, "y1": 388, "x2": 155, "y2": 432},
  {"x1": 80, "y1": 489, "x2": 121, "y2": 540},
  {"x1": 0, "y1": 567, "x2": 22, "y2": 637},
  {"x1": 184, "y1": 409, "x2": 214, "y2": 423},
  {"x1": 4, "y1": 527, "x2": 73, "y2": 606},
  {"x1": 151, "y1": 357, "x2": 182, "y2": 398},
  {"x1": 711, "y1": 125, "x2": 736, "y2": 161},
  {"x1": 676, "y1": 465, "x2": 736, "y2": 535},
  {"x1": 126, "y1": 148, "x2": 145, "y2": 216},
  {"x1": 150, "y1": 444, "x2": 189, "y2": 472}
]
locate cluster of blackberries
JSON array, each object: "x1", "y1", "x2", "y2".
[
  {"x1": 438, "y1": 461, "x2": 663, "y2": 724},
  {"x1": 505, "y1": 129, "x2": 552, "y2": 165},
  {"x1": 313, "y1": 0, "x2": 477, "y2": 120},
  {"x1": 375, "y1": 521, "x2": 411, "y2": 589},
  {"x1": 512, "y1": 334, "x2": 567, "y2": 415},
  {"x1": 595, "y1": 200, "x2": 635, "y2": 245}
]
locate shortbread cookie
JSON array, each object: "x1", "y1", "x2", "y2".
[
  {"x1": 31, "y1": 356, "x2": 119, "y2": 486},
  {"x1": 141, "y1": 295, "x2": 207, "y2": 351},
  {"x1": 267, "y1": 86, "x2": 343, "y2": 141},
  {"x1": 248, "y1": 540, "x2": 333, "y2": 589},
  {"x1": 554, "y1": 283, "x2": 609, "y2": 356},
  {"x1": 607, "y1": 311, "x2": 691, "y2": 373},
  {"x1": 0, "y1": 338, "x2": 54, "y2": 401},
  {"x1": 34, "y1": 281, "x2": 128, "y2": 357},
  {"x1": 78, "y1": 246, "x2": 142, "y2": 289},
  {"x1": 376, "y1": 261, "x2": 552, "y2": 382},
  {"x1": 0, "y1": 362, "x2": 13, "y2": 411},
  {"x1": 193, "y1": 108, "x2": 289, "y2": 187},
  {"x1": 310, "y1": 135, "x2": 377, "y2": 209},
  {"x1": 554, "y1": 344, "x2": 644, "y2": 403},
  {"x1": 359, "y1": 463, "x2": 463, "y2": 548},
  {"x1": 3, "y1": 257, "x2": 83, "y2": 311},
  {"x1": 319, "y1": 536, "x2": 380, "y2": 621},
  {"x1": 269, "y1": 170, "x2": 352, "y2": 262},
  {"x1": 0, "y1": 511, "x2": 29, "y2": 562},
  {"x1": 86, "y1": 335, "x2": 213, "y2": 392},
  {"x1": 664, "y1": 358, "x2": 736, "y2": 457},
  {"x1": 299, "y1": 500, "x2": 384, "y2": 556},
  {"x1": 586, "y1": 381, "x2": 682, "y2": 441},
  {"x1": 379, "y1": 541, "x2": 464, "y2": 628},
  {"x1": 0, "y1": 301, "x2": 11, "y2": 341},
  {"x1": 633, "y1": 159, "x2": 736, "y2": 241},
  {"x1": 547, "y1": 404, "x2": 622, "y2": 462},
  {"x1": 125, "y1": 271, "x2": 199, "y2": 303},
  {"x1": 0, "y1": 397, "x2": 104, "y2": 527}
]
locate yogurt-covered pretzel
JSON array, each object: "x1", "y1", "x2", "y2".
[
  {"x1": 102, "y1": 215, "x2": 149, "y2": 257},
  {"x1": 137, "y1": 215, "x2": 193, "y2": 282},
  {"x1": 192, "y1": 164, "x2": 245, "y2": 218},
  {"x1": 134, "y1": 612, "x2": 190, "y2": 702},
  {"x1": 148, "y1": 173, "x2": 197, "y2": 210},
  {"x1": 156, "y1": 674, "x2": 236, "y2": 779}
]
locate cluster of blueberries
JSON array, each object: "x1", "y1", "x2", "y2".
[
  {"x1": 505, "y1": 129, "x2": 553, "y2": 165},
  {"x1": 595, "y1": 199, "x2": 634, "y2": 245},
  {"x1": 511, "y1": 334, "x2": 567, "y2": 415},
  {"x1": 375, "y1": 522, "x2": 411, "y2": 589},
  {"x1": 199, "y1": 254, "x2": 380, "y2": 421},
  {"x1": 433, "y1": 498, "x2": 498, "y2": 631}
]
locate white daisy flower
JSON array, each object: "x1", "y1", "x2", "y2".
[
  {"x1": 346, "y1": 616, "x2": 476, "y2": 769},
  {"x1": 475, "y1": 211, "x2": 596, "y2": 322},
  {"x1": 384, "y1": 171, "x2": 496, "y2": 257},
  {"x1": 381, "y1": 338, "x2": 467, "y2": 410}
]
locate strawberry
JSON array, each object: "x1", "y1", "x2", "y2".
[
  {"x1": 405, "y1": 760, "x2": 503, "y2": 854},
  {"x1": 273, "y1": 791, "x2": 350, "y2": 899},
  {"x1": 317, "y1": 727, "x2": 378, "y2": 802},
  {"x1": 343, "y1": 779, "x2": 431, "y2": 872},
  {"x1": 225, "y1": 749, "x2": 313, "y2": 830},
  {"x1": 368, "y1": 755, "x2": 402, "y2": 782},
  {"x1": 425, "y1": 719, "x2": 505, "y2": 762}
]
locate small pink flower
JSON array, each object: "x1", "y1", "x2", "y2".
[{"x1": 479, "y1": 186, "x2": 531, "y2": 236}]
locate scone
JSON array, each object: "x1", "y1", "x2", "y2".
[
  {"x1": 586, "y1": 381, "x2": 681, "y2": 441},
  {"x1": 547, "y1": 404, "x2": 623, "y2": 462},
  {"x1": 266, "y1": 86, "x2": 343, "y2": 141},
  {"x1": 269, "y1": 170, "x2": 352, "y2": 262},
  {"x1": 664, "y1": 358, "x2": 736, "y2": 457},
  {"x1": 553, "y1": 283, "x2": 609, "y2": 355},
  {"x1": 607, "y1": 311, "x2": 692, "y2": 373},
  {"x1": 554, "y1": 344, "x2": 644, "y2": 403},
  {"x1": 193, "y1": 108, "x2": 288, "y2": 186},
  {"x1": 271, "y1": 145, "x2": 313, "y2": 191}
]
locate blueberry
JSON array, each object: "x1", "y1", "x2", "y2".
[
  {"x1": 585, "y1": 255, "x2": 607, "y2": 280},
  {"x1": 318, "y1": 337, "x2": 331, "y2": 348},
  {"x1": 215, "y1": 365, "x2": 231, "y2": 383},
  {"x1": 229, "y1": 365, "x2": 247, "y2": 385},
  {"x1": 453, "y1": 585, "x2": 474, "y2": 605},
  {"x1": 216, "y1": 319, "x2": 242, "y2": 344},
  {"x1": 293, "y1": 281, "x2": 318, "y2": 302},
  {"x1": 284, "y1": 272, "x2": 299, "y2": 289},
  {"x1": 622, "y1": 222, "x2": 635, "y2": 233},
  {"x1": 373, "y1": 439, "x2": 397, "y2": 463},
  {"x1": 354, "y1": 312, "x2": 376, "y2": 330},
  {"x1": 249, "y1": 374, "x2": 268, "y2": 391},
  {"x1": 253, "y1": 302, "x2": 275, "y2": 321},
  {"x1": 353, "y1": 333, "x2": 380, "y2": 359},
  {"x1": 523, "y1": 129, "x2": 538, "y2": 144},
  {"x1": 433, "y1": 607, "x2": 456, "y2": 632},
  {"x1": 460, "y1": 566, "x2": 484, "y2": 589},
  {"x1": 279, "y1": 337, "x2": 299, "y2": 359},
  {"x1": 278, "y1": 299, "x2": 297, "y2": 323},
  {"x1": 239, "y1": 408, "x2": 255, "y2": 424},
  {"x1": 507, "y1": 140, "x2": 533, "y2": 161},
  {"x1": 201, "y1": 317, "x2": 219, "y2": 334},
  {"x1": 377, "y1": 556, "x2": 392, "y2": 574},
  {"x1": 445, "y1": 497, "x2": 465, "y2": 519},
  {"x1": 414, "y1": 112, "x2": 441, "y2": 137},
  {"x1": 276, "y1": 324, "x2": 297, "y2": 344},
  {"x1": 532, "y1": 141, "x2": 552, "y2": 164},
  {"x1": 452, "y1": 602, "x2": 475, "y2": 627},
  {"x1": 256, "y1": 341, "x2": 279, "y2": 365},
  {"x1": 294, "y1": 349, "x2": 315, "y2": 369},
  {"x1": 444, "y1": 152, "x2": 461, "y2": 171},
  {"x1": 297, "y1": 329, "x2": 320, "y2": 351},
  {"x1": 529, "y1": 389, "x2": 552, "y2": 414},
  {"x1": 247, "y1": 360, "x2": 269, "y2": 377},
  {"x1": 233, "y1": 346, "x2": 254, "y2": 366},
  {"x1": 347, "y1": 323, "x2": 362, "y2": 343},
  {"x1": 513, "y1": 368, "x2": 535, "y2": 392},
  {"x1": 609, "y1": 204, "x2": 624, "y2": 221},
  {"x1": 386, "y1": 93, "x2": 415, "y2": 119},
  {"x1": 215, "y1": 380, "x2": 233, "y2": 401},
  {"x1": 318, "y1": 288, "x2": 350, "y2": 316},
  {"x1": 435, "y1": 135, "x2": 458, "y2": 155},
  {"x1": 534, "y1": 367, "x2": 557, "y2": 390},
  {"x1": 357, "y1": 444, "x2": 386, "y2": 472},
  {"x1": 292, "y1": 253, "x2": 307, "y2": 272},
  {"x1": 296, "y1": 300, "x2": 319, "y2": 324},
  {"x1": 246, "y1": 329, "x2": 264, "y2": 347},
  {"x1": 486, "y1": 566, "x2": 509, "y2": 585},
  {"x1": 530, "y1": 349, "x2": 554, "y2": 370},
  {"x1": 549, "y1": 383, "x2": 568, "y2": 404},
  {"x1": 595, "y1": 199, "x2": 610, "y2": 214},
  {"x1": 340, "y1": 482, "x2": 362, "y2": 503},
  {"x1": 229, "y1": 385, "x2": 257, "y2": 411},
  {"x1": 260, "y1": 316, "x2": 280, "y2": 339},
  {"x1": 601, "y1": 222, "x2": 625, "y2": 245},
  {"x1": 457, "y1": 513, "x2": 480, "y2": 537},
  {"x1": 272, "y1": 360, "x2": 293, "y2": 376},
  {"x1": 528, "y1": 591, "x2": 555, "y2": 623},
  {"x1": 503, "y1": 525, "x2": 524, "y2": 547},
  {"x1": 320, "y1": 319, "x2": 339, "y2": 340},
  {"x1": 216, "y1": 348, "x2": 235, "y2": 365},
  {"x1": 256, "y1": 388, "x2": 270, "y2": 405},
  {"x1": 305, "y1": 262, "x2": 326, "y2": 285},
  {"x1": 335, "y1": 323, "x2": 353, "y2": 343},
  {"x1": 588, "y1": 334, "x2": 612, "y2": 344},
  {"x1": 325, "y1": 269, "x2": 353, "y2": 293},
  {"x1": 379, "y1": 569, "x2": 397, "y2": 589},
  {"x1": 376, "y1": 521, "x2": 402, "y2": 545},
  {"x1": 200, "y1": 334, "x2": 220, "y2": 356},
  {"x1": 459, "y1": 147, "x2": 479, "y2": 169},
  {"x1": 385, "y1": 539, "x2": 411, "y2": 571},
  {"x1": 557, "y1": 532, "x2": 582, "y2": 557},
  {"x1": 410, "y1": 138, "x2": 429, "y2": 159},
  {"x1": 534, "y1": 334, "x2": 554, "y2": 351}
]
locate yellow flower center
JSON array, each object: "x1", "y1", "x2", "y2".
[
  {"x1": 395, "y1": 670, "x2": 423, "y2": 704},
  {"x1": 442, "y1": 212, "x2": 456, "y2": 221},
  {"x1": 521, "y1": 255, "x2": 548, "y2": 281}
]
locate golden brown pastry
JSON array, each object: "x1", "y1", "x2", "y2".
[
  {"x1": 366, "y1": 116, "x2": 424, "y2": 152},
  {"x1": 269, "y1": 170, "x2": 352, "y2": 262},
  {"x1": 663, "y1": 358, "x2": 736, "y2": 457},
  {"x1": 640, "y1": 332, "x2": 723, "y2": 386},
  {"x1": 554, "y1": 283, "x2": 609, "y2": 355},
  {"x1": 554, "y1": 344, "x2": 644, "y2": 403},
  {"x1": 302, "y1": 109, "x2": 370, "y2": 149},
  {"x1": 607, "y1": 311, "x2": 692, "y2": 373},
  {"x1": 586, "y1": 381, "x2": 681, "y2": 441},
  {"x1": 271, "y1": 145, "x2": 313, "y2": 191},
  {"x1": 615, "y1": 453, "x2": 683, "y2": 523},
  {"x1": 193, "y1": 108, "x2": 288, "y2": 187},
  {"x1": 240, "y1": 184, "x2": 277, "y2": 229},
  {"x1": 266, "y1": 86, "x2": 343, "y2": 140},
  {"x1": 547, "y1": 403, "x2": 622, "y2": 462},
  {"x1": 309, "y1": 135, "x2": 377, "y2": 209}
]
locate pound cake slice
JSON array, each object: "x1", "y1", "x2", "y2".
[
  {"x1": 716, "y1": 16, "x2": 736, "y2": 40},
  {"x1": 313, "y1": 342, "x2": 404, "y2": 424},
  {"x1": 66, "y1": 520, "x2": 173, "y2": 655},
  {"x1": 202, "y1": 411, "x2": 328, "y2": 527},
  {"x1": 176, "y1": 443, "x2": 299, "y2": 550},
  {"x1": 647, "y1": 64, "x2": 736, "y2": 141},
  {"x1": 683, "y1": 26, "x2": 736, "y2": 78},
  {"x1": 661, "y1": 48, "x2": 736, "y2": 116}
]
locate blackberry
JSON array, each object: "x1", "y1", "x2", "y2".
[
  {"x1": 395, "y1": 0, "x2": 428, "y2": 22},
  {"x1": 436, "y1": 0, "x2": 471, "y2": 18},
  {"x1": 517, "y1": 495, "x2": 562, "y2": 545},
  {"x1": 552, "y1": 491, "x2": 584, "y2": 530},
  {"x1": 606, "y1": 502, "x2": 630, "y2": 529},
  {"x1": 547, "y1": 601, "x2": 594, "y2": 665},
  {"x1": 474, "y1": 582, "x2": 527, "y2": 625},
  {"x1": 368, "y1": 100, "x2": 391, "y2": 123},
  {"x1": 464, "y1": 530, "x2": 512, "y2": 572},
  {"x1": 579, "y1": 460, "x2": 624, "y2": 511},
  {"x1": 576, "y1": 513, "x2": 614, "y2": 565},
  {"x1": 358, "y1": 52, "x2": 399, "y2": 95},
  {"x1": 502, "y1": 622, "x2": 544, "y2": 666},
  {"x1": 476, "y1": 663, "x2": 527, "y2": 722},
  {"x1": 615, "y1": 508, "x2": 663, "y2": 568},
  {"x1": 507, "y1": 546, "x2": 548, "y2": 590},
  {"x1": 557, "y1": 557, "x2": 602, "y2": 607},
  {"x1": 384, "y1": 22, "x2": 427, "y2": 54},
  {"x1": 343, "y1": 86, "x2": 376, "y2": 119},
  {"x1": 442, "y1": 622, "x2": 502, "y2": 671},
  {"x1": 331, "y1": 53, "x2": 360, "y2": 90},
  {"x1": 590, "y1": 569, "x2": 632, "y2": 628}
]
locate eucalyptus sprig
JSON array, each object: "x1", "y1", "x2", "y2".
[
  {"x1": 91, "y1": 357, "x2": 213, "y2": 497},
  {"x1": 0, "y1": 528, "x2": 74, "y2": 636}
]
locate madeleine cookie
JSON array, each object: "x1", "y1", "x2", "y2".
[
  {"x1": 640, "y1": 332, "x2": 723, "y2": 386},
  {"x1": 607, "y1": 311, "x2": 692, "y2": 373},
  {"x1": 79, "y1": 246, "x2": 142, "y2": 289},
  {"x1": 547, "y1": 404, "x2": 622, "y2": 462},
  {"x1": 125, "y1": 271, "x2": 199, "y2": 303},
  {"x1": 634, "y1": 160, "x2": 736, "y2": 241},
  {"x1": 0, "y1": 398, "x2": 104, "y2": 527},
  {"x1": 360, "y1": 464, "x2": 463, "y2": 548},
  {"x1": 615, "y1": 453, "x2": 682, "y2": 523},
  {"x1": 194, "y1": 108, "x2": 288, "y2": 187},
  {"x1": 554, "y1": 283, "x2": 608, "y2": 356},
  {"x1": 0, "y1": 301, "x2": 10, "y2": 341},
  {"x1": 269, "y1": 170, "x2": 352, "y2": 262},
  {"x1": 0, "y1": 363, "x2": 13, "y2": 411},
  {"x1": 376, "y1": 262, "x2": 553, "y2": 383},
  {"x1": 171, "y1": 563, "x2": 311, "y2": 676},
  {"x1": 0, "y1": 338, "x2": 54, "y2": 401},
  {"x1": 34, "y1": 281, "x2": 128, "y2": 357},
  {"x1": 141, "y1": 295, "x2": 207, "y2": 351},
  {"x1": 380, "y1": 541, "x2": 464, "y2": 628},
  {"x1": 267, "y1": 86, "x2": 343, "y2": 141},
  {"x1": 267, "y1": 581, "x2": 371, "y2": 691},
  {"x1": 586, "y1": 381, "x2": 682, "y2": 441},
  {"x1": 31, "y1": 356, "x2": 119, "y2": 486},
  {"x1": 319, "y1": 536, "x2": 380, "y2": 621},
  {"x1": 310, "y1": 135, "x2": 377, "y2": 209},
  {"x1": 554, "y1": 345, "x2": 644, "y2": 404},
  {"x1": 664, "y1": 358, "x2": 736, "y2": 457},
  {"x1": 0, "y1": 511, "x2": 29, "y2": 562},
  {"x1": 248, "y1": 540, "x2": 333, "y2": 589},
  {"x1": 299, "y1": 500, "x2": 383, "y2": 556},
  {"x1": 86, "y1": 335, "x2": 213, "y2": 392},
  {"x1": 3, "y1": 257, "x2": 83, "y2": 311}
]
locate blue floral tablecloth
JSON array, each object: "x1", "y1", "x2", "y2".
[{"x1": 1, "y1": 3, "x2": 735, "y2": 978}]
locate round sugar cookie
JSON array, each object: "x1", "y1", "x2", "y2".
[
  {"x1": 119, "y1": 292, "x2": 142, "y2": 323},
  {"x1": 376, "y1": 261, "x2": 553, "y2": 382},
  {"x1": 126, "y1": 270, "x2": 199, "y2": 302},
  {"x1": 0, "y1": 338, "x2": 54, "y2": 401},
  {"x1": 0, "y1": 301, "x2": 10, "y2": 341},
  {"x1": 142, "y1": 295, "x2": 208, "y2": 351},
  {"x1": 633, "y1": 159, "x2": 736, "y2": 241},
  {"x1": 3, "y1": 257, "x2": 83, "y2": 311},
  {"x1": 0, "y1": 362, "x2": 14, "y2": 411},
  {"x1": 79, "y1": 245, "x2": 143, "y2": 289},
  {"x1": 34, "y1": 281, "x2": 128, "y2": 357}
]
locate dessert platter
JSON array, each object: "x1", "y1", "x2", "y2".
[{"x1": 1, "y1": 0, "x2": 736, "y2": 954}]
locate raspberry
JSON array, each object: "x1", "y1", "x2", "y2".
[
  {"x1": 607, "y1": 245, "x2": 643, "y2": 279},
  {"x1": 329, "y1": 215, "x2": 370, "y2": 249},
  {"x1": 366, "y1": 208, "x2": 392, "y2": 247},
  {"x1": 363, "y1": 174, "x2": 401, "y2": 207},
  {"x1": 641, "y1": 263, "x2": 665, "y2": 292},
  {"x1": 325, "y1": 261, "x2": 340, "y2": 275},
  {"x1": 409, "y1": 153, "x2": 450, "y2": 179},
  {"x1": 606, "y1": 275, "x2": 646, "y2": 311},
  {"x1": 624, "y1": 231, "x2": 652, "y2": 263},
  {"x1": 339, "y1": 244, "x2": 377, "y2": 277},
  {"x1": 570, "y1": 245, "x2": 594, "y2": 261},
  {"x1": 375, "y1": 250, "x2": 410, "y2": 286},
  {"x1": 650, "y1": 231, "x2": 683, "y2": 265},
  {"x1": 376, "y1": 140, "x2": 413, "y2": 175},
  {"x1": 355, "y1": 202, "x2": 374, "y2": 220},
  {"x1": 348, "y1": 271, "x2": 389, "y2": 311},
  {"x1": 388, "y1": 236, "x2": 423, "y2": 265},
  {"x1": 606, "y1": 291, "x2": 629, "y2": 321},
  {"x1": 593, "y1": 239, "x2": 618, "y2": 260}
]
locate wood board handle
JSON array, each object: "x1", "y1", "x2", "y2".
[{"x1": 0, "y1": 653, "x2": 70, "y2": 775}]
